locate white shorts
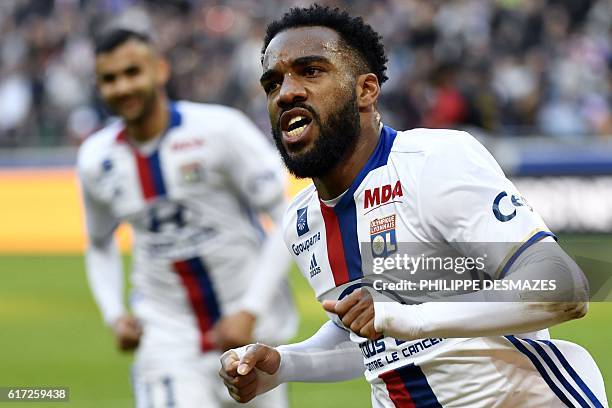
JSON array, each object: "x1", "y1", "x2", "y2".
[{"x1": 132, "y1": 351, "x2": 288, "y2": 408}]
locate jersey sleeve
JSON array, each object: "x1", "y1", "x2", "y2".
[
  {"x1": 77, "y1": 146, "x2": 119, "y2": 246},
  {"x1": 221, "y1": 109, "x2": 286, "y2": 212},
  {"x1": 417, "y1": 131, "x2": 553, "y2": 277},
  {"x1": 77, "y1": 144, "x2": 125, "y2": 325},
  {"x1": 276, "y1": 320, "x2": 364, "y2": 383}
]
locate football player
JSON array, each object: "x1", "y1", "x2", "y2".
[
  {"x1": 220, "y1": 6, "x2": 607, "y2": 407},
  {"x1": 78, "y1": 28, "x2": 297, "y2": 408}
]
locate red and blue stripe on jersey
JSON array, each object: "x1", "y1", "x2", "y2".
[
  {"x1": 134, "y1": 150, "x2": 166, "y2": 200},
  {"x1": 116, "y1": 104, "x2": 223, "y2": 352},
  {"x1": 173, "y1": 257, "x2": 221, "y2": 352},
  {"x1": 116, "y1": 102, "x2": 182, "y2": 201},
  {"x1": 379, "y1": 363, "x2": 442, "y2": 408},
  {"x1": 320, "y1": 125, "x2": 398, "y2": 287}
]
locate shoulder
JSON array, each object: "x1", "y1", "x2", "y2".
[
  {"x1": 288, "y1": 183, "x2": 317, "y2": 209},
  {"x1": 176, "y1": 100, "x2": 252, "y2": 126},
  {"x1": 175, "y1": 101, "x2": 265, "y2": 148},
  {"x1": 391, "y1": 127, "x2": 500, "y2": 175},
  {"x1": 77, "y1": 121, "x2": 123, "y2": 178},
  {"x1": 392, "y1": 127, "x2": 480, "y2": 155}
]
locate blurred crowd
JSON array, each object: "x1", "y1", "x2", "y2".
[{"x1": 0, "y1": 0, "x2": 610, "y2": 147}]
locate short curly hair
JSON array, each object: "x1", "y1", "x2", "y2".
[{"x1": 262, "y1": 4, "x2": 388, "y2": 85}]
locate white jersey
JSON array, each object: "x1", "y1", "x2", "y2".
[
  {"x1": 283, "y1": 126, "x2": 606, "y2": 407},
  {"x1": 78, "y1": 101, "x2": 297, "y2": 362}
]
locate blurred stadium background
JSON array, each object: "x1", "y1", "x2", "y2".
[{"x1": 0, "y1": 0, "x2": 610, "y2": 406}]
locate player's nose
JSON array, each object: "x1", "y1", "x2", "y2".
[
  {"x1": 277, "y1": 74, "x2": 306, "y2": 108},
  {"x1": 110, "y1": 75, "x2": 135, "y2": 97}
]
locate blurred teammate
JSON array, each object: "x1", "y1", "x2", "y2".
[
  {"x1": 220, "y1": 6, "x2": 608, "y2": 407},
  {"x1": 77, "y1": 28, "x2": 296, "y2": 408}
]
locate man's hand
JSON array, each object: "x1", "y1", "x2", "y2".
[
  {"x1": 322, "y1": 288, "x2": 382, "y2": 340},
  {"x1": 212, "y1": 311, "x2": 256, "y2": 351},
  {"x1": 112, "y1": 314, "x2": 142, "y2": 351},
  {"x1": 219, "y1": 344, "x2": 281, "y2": 403}
]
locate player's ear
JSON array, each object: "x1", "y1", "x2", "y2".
[
  {"x1": 155, "y1": 57, "x2": 170, "y2": 86},
  {"x1": 356, "y1": 73, "x2": 380, "y2": 111}
]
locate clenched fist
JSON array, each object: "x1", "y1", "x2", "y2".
[
  {"x1": 219, "y1": 343, "x2": 281, "y2": 403},
  {"x1": 112, "y1": 314, "x2": 143, "y2": 351},
  {"x1": 322, "y1": 288, "x2": 382, "y2": 340}
]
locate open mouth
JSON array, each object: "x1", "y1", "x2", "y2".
[
  {"x1": 287, "y1": 115, "x2": 311, "y2": 137},
  {"x1": 280, "y1": 108, "x2": 314, "y2": 144}
]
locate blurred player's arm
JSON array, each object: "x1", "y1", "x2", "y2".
[
  {"x1": 219, "y1": 320, "x2": 363, "y2": 403},
  {"x1": 238, "y1": 200, "x2": 290, "y2": 318},
  {"x1": 214, "y1": 109, "x2": 293, "y2": 350},
  {"x1": 78, "y1": 163, "x2": 141, "y2": 351}
]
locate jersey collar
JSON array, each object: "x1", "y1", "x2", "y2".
[
  {"x1": 330, "y1": 125, "x2": 398, "y2": 210},
  {"x1": 116, "y1": 101, "x2": 182, "y2": 153}
]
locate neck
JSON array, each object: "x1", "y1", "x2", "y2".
[
  {"x1": 125, "y1": 95, "x2": 169, "y2": 143},
  {"x1": 314, "y1": 111, "x2": 381, "y2": 200}
]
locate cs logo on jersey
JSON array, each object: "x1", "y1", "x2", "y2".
[
  {"x1": 370, "y1": 214, "x2": 397, "y2": 258},
  {"x1": 492, "y1": 191, "x2": 532, "y2": 222},
  {"x1": 296, "y1": 207, "x2": 310, "y2": 237}
]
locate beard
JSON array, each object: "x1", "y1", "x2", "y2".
[
  {"x1": 272, "y1": 90, "x2": 361, "y2": 179},
  {"x1": 108, "y1": 86, "x2": 158, "y2": 124}
]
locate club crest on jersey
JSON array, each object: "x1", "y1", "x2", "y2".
[
  {"x1": 296, "y1": 207, "x2": 309, "y2": 236},
  {"x1": 370, "y1": 214, "x2": 397, "y2": 258},
  {"x1": 364, "y1": 180, "x2": 403, "y2": 210},
  {"x1": 309, "y1": 253, "x2": 321, "y2": 278},
  {"x1": 180, "y1": 162, "x2": 204, "y2": 183}
]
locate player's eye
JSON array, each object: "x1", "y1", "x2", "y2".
[
  {"x1": 263, "y1": 81, "x2": 280, "y2": 94},
  {"x1": 304, "y1": 67, "x2": 322, "y2": 77},
  {"x1": 125, "y1": 66, "x2": 141, "y2": 77},
  {"x1": 100, "y1": 74, "x2": 116, "y2": 83}
]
